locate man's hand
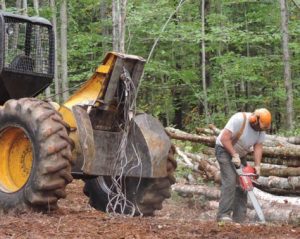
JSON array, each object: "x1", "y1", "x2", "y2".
[
  {"x1": 254, "y1": 165, "x2": 261, "y2": 177},
  {"x1": 232, "y1": 153, "x2": 241, "y2": 167}
]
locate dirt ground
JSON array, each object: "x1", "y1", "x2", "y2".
[{"x1": 0, "y1": 181, "x2": 299, "y2": 239}]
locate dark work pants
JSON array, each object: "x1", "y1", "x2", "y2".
[{"x1": 215, "y1": 145, "x2": 248, "y2": 222}]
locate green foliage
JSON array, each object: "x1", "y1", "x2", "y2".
[
  {"x1": 8, "y1": 0, "x2": 299, "y2": 133},
  {"x1": 124, "y1": 0, "x2": 298, "y2": 132}
]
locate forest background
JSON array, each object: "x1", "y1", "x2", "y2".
[{"x1": 1, "y1": 0, "x2": 300, "y2": 135}]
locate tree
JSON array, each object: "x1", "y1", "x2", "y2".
[
  {"x1": 21, "y1": 0, "x2": 27, "y2": 15},
  {"x1": 1, "y1": 0, "x2": 298, "y2": 132},
  {"x1": 201, "y1": 0, "x2": 209, "y2": 124},
  {"x1": 112, "y1": 0, "x2": 127, "y2": 52},
  {"x1": 279, "y1": 0, "x2": 294, "y2": 130},
  {"x1": 50, "y1": 0, "x2": 60, "y2": 103},
  {"x1": 0, "y1": 0, "x2": 5, "y2": 10},
  {"x1": 100, "y1": 0, "x2": 110, "y2": 53},
  {"x1": 60, "y1": 0, "x2": 69, "y2": 101},
  {"x1": 33, "y1": 0, "x2": 51, "y2": 98}
]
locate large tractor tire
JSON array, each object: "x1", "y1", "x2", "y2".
[
  {"x1": 0, "y1": 98, "x2": 73, "y2": 212},
  {"x1": 83, "y1": 145, "x2": 177, "y2": 216}
]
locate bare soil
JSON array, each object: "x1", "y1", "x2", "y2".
[{"x1": 0, "y1": 180, "x2": 299, "y2": 239}]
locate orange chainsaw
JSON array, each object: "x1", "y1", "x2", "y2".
[{"x1": 236, "y1": 165, "x2": 266, "y2": 223}]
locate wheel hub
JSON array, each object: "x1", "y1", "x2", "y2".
[{"x1": 0, "y1": 126, "x2": 33, "y2": 193}]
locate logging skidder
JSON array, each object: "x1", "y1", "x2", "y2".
[
  {"x1": 215, "y1": 108, "x2": 272, "y2": 223},
  {"x1": 0, "y1": 12, "x2": 176, "y2": 216}
]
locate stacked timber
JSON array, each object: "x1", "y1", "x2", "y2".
[
  {"x1": 165, "y1": 126, "x2": 300, "y2": 196},
  {"x1": 166, "y1": 126, "x2": 300, "y2": 223}
]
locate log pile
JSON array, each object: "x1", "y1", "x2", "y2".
[
  {"x1": 166, "y1": 126, "x2": 300, "y2": 196},
  {"x1": 166, "y1": 126, "x2": 300, "y2": 223},
  {"x1": 172, "y1": 183, "x2": 300, "y2": 223}
]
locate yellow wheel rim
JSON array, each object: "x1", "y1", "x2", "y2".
[{"x1": 0, "y1": 126, "x2": 33, "y2": 193}]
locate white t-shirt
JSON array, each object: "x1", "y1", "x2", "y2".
[{"x1": 216, "y1": 112, "x2": 265, "y2": 157}]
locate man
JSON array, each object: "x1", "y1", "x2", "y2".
[{"x1": 215, "y1": 108, "x2": 271, "y2": 223}]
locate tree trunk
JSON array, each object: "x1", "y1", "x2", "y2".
[
  {"x1": 256, "y1": 176, "x2": 300, "y2": 192},
  {"x1": 10, "y1": 0, "x2": 22, "y2": 51},
  {"x1": 1, "y1": 0, "x2": 6, "y2": 51},
  {"x1": 119, "y1": 0, "x2": 126, "y2": 53},
  {"x1": 261, "y1": 165, "x2": 300, "y2": 177},
  {"x1": 248, "y1": 156, "x2": 300, "y2": 167},
  {"x1": 166, "y1": 127, "x2": 216, "y2": 147},
  {"x1": 33, "y1": 0, "x2": 39, "y2": 17},
  {"x1": 279, "y1": 0, "x2": 294, "y2": 130},
  {"x1": 100, "y1": 0, "x2": 109, "y2": 53},
  {"x1": 172, "y1": 184, "x2": 220, "y2": 200},
  {"x1": 242, "y1": 3, "x2": 249, "y2": 111},
  {"x1": 0, "y1": 0, "x2": 5, "y2": 10},
  {"x1": 201, "y1": 0, "x2": 209, "y2": 124},
  {"x1": 22, "y1": 0, "x2": 27, "y2": 15},
  {"x1": 196, "y1": 127, "x2": 216, "y2": 135},
  {"x1": 112, "y1": 0, "x2": 127, "y2": 53},
  {"x1": 33, "y1": 0, "x2": 51, "y2": 98},
  {"x1": 217, "y1": 2, "x2": 230, "y2": 115},
  {"x1": 287, "y1": 136, "x2": 300, "y2": 145},
  {"x1": 184, "y1": 151, "x2": 221, "y2": 183},
  {"x1": 60, "y1": 0, "x2": 69, "y2": 101},
  {"x1": 172, "y1": 89, "x2": 183, "y2": 129},
  {"x1": 50, "y1": 0, "x2": 60, "y2": 103},
  {"x1": 112, "y1": 0, "x2": 119, "y2": 52}
]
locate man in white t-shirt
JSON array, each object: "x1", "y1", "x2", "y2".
[{"x1": 215, "y1": 108, "x2": 271, "y2": 223}]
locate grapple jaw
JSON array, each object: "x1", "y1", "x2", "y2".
[
  {"x1": 65, "y1": 52, "x2": 171, "y2": 178},
  {"x1": 72, "y1": 106, "x2": 170, "y2": 178}
]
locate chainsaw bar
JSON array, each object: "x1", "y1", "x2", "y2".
[
  {"x1": 235, "y1": 165, "x2": 266, "y2": 223},
  {"x1": 248, "y1": 191, "x2": 266, "y2": 223}
]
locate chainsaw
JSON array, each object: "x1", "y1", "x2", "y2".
[{"x1": 236, "y1": 165, "x2": 266, "y2": 223}]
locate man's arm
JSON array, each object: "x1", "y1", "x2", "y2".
[
  {"x1": 253, "y1": 143, "x2": 263, "y2": 165},
  {"x1": 220, "y1": 129, "x2": 236, "y2": 156},
  {"x1": 253, "y1": 143, "x2": 263, "y2": 175}
]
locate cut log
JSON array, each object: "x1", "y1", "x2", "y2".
[
  {"x1": 175, "y1": 147, "x2": 194, "y2": 167},
  {"x1": 246, "y1": 162, "x2": 300, "y2": 177},
  {"x1": 165, "y1": 127, "x2": 216, "y2": 147},
  {"x1": 287, "y1": 136, "x2": 300, "y2": 145},
  {"x1": 184, "y1": 151, "x2": 220, "y2": 183},
  {"x1": 255, "y1": 176, "x2": 300, "y2": 195},
  {"x1": 262, "y1": 145, "x2": 300, "y2": 160},
  {"x1": 208, "y1": 124, "x2": 221, "y2": 135},
  {"x1": 172, "y1": 184, "x2": 220, "y2": 200},
  {"x1": 202, "y1": 147, "x2": 215, "y2": 156},
  {"x1": 249, "y1": 207, "x2": 300, "y2": 224},
  {"x1": 175, "y1": 155, "x2": 200, "y2": 173},
  {"x1": 247, "y1": 156, "x2": 300, "y2": 167},
  {"x1": 196, "y1": 127, "x2": 216, "y2": 136},
  {"x1": 253, "y1": 187, "x2": 300, "y2": 206},
  {"x1": 263, "y1": 134, "x2": 292, "y2": 147},
  {"x1": 261, "y1": 166, "x2": 300, "y2": 177},
  {"x1": 184, "y1": 151, "x2": 209, "y2": 161}
]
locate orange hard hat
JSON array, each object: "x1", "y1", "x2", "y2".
[{"x1": 253, "y1": 108, "x2": 272, "y2": 130}]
